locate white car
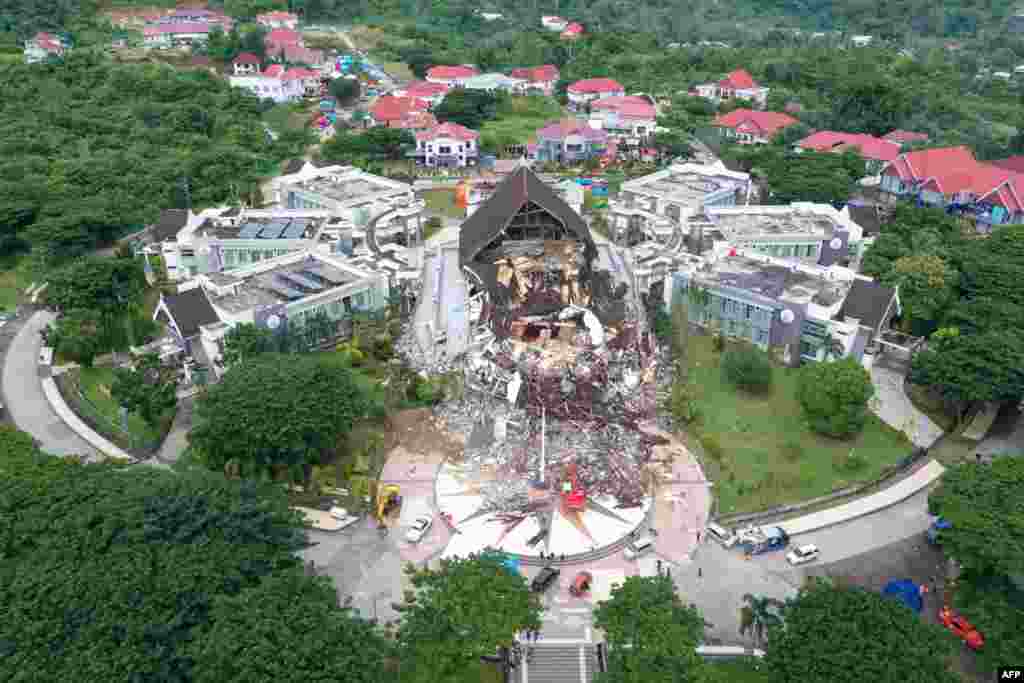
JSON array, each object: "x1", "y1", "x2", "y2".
[
  {"x1": 786, "y1": 544, "x2": 821, "y2": 566},
  {"x1": 405, "y1": 516, "x2": 433, "y2": 543}
]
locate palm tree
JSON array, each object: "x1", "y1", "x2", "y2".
[{"x1": 738, "y1": 593, "x2": 785, "y2": 647}]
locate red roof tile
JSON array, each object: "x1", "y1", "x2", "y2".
[
  {"x1": 537, "y1": 118, "x2": 607, "y2": 142},
  {"x1": 883, "y1": 129, "x2": 929, "y2": 144},
  {"x1": 591, "y1": 95, "x2": 656, "y2": 119},
  {"x1": 371, "y1": 95, "x2": 428, "y2": 123},
  {"x1": 511, "y1": 65, "x2": 559, "y2": 82},
  {"x1": 401, "y1": 111, "x2": 438, "y2": 131},
  {"x1": 796, "y1": 131, "x2": 901, "y2": 162},
  {"x1": 568, "y1": 78, "x2": 624, "y2": 94},
  {"x1": 265, "y1": 28, "x2": 301, "y2": 46},
  {"x1": 719, "y1": 69, "x2": 757, "y2": 90},
  {"x1": 713, "y1": 109, "x2": 798, "y2": 136},
  {"x1": 885, "y1": 146, "x2": 1024, "y2": 212},
  {"x1": 403, "y1": 80, "x2": 451, "y2": 98},
  {"x1": 263, "y1": 64, "x2": 284, "y2": 78},
  {"x1": 426, "y1": 65, "x2": 479, "y2": 80},
  {"x1": 233, "y1": 52, "x2": 261, "y2": 64},
  {"x1": 562, "y1": 22, "x2": 584, "y2": 34},
  {"x1": 990, "y1": 156, "x2": 1024, "y2": 174},
  {"x1": 416, "y1": 122, "x2": 479, "y2": 142}
]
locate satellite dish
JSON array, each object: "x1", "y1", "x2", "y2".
[
  {"x1": 829, "y1": 237, "x2": 843, "y2": 250},
  {"x1": 266, "y1": 314, "x2": 282, "y2": 330},
  {"x1": 199, "y1": 245, "x2": 211, "y2": 255},
  {"x1": 780, "y1": 309, "x2": 795, "y2": 324}
]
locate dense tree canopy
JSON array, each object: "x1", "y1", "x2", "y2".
[
  {"x1": 320, "y1": 126, "x2": 414, "y2": 163},
  {"x1": 433, "y1": 89, "x2": 502, "y2": 129},
  {"x1": 46, "y1": 256, "x2": 146, "y2": 313},
  {"x1": 111, "y1": 352, "x2": 178, "y2": 426},
  {"x1": 764, "y1": 579, "x2": 959, "y2": 683},
  {"x1": 797, "y1": 358, "x2": 875, "y2": 438}
]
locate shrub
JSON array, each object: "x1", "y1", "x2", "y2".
[
  {"x1": 782, "y1": 439, "x2": 805, "y2": 462},
  {"x1": 700, "y1": 433, "x2": 723, "y2": 461},
  {"x1": 721, "y1": 344, "x2": 773, "y2": 393},
  {"x1": 671, "y1": 376, "x2": 701, "y2": 425},
  {"x1": 712, "y1": 331, "x2": 726, "y2": 352},
  {"x1": 797, "y1": 358, "x2": 875, "y2": 438},
  {"x1": 833, "y1": 449, "x2": 869, "y2": 473}
]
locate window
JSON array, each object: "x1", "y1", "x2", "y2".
[
  {"x1": 264, "y1": 250, "x2": 274, "y2": 260},
  {"x1": 781, "y1": 245, "x2": 793, "y2": 258},
  {"x1": 745, "y1": 304, "x2": 753, "y2": 320},
  {"x1": 756, "y1": 329, "x2": 768, "y2": 344},
  {"x1": 224, "y1": 250, "x2": 236, "y2": 266},
  {"x1": 180, "y1": 249, "x2": 195, "y2": 258},
  {"x1": 439, "y1": 146, "x2": 451, "y2": 154},
  {"x1": 566, "y1": 143, "x2": 583, "y2": 152}
]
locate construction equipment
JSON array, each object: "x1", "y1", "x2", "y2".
[{"x1": 375, "y1": 484, "x2": 402, "y2": 523}]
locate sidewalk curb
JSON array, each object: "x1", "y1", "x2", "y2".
[{"x1": 40, "y1": 375, "x2": 136, "y2": 462}]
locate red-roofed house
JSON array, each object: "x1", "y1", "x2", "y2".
[
  {"x1": 567, "y1": 78, "x2": 625, "y2": 110},
  {"x1": 232, "y1": 52, "x2": 261, "y2": 75},
  {"x1": 24, "y1": 32, "x2": 66, "y2": 63},
  {"x1": 561, "y1": 22, "x2": 584, "y2": 40},
  {"x1": 229, "y1": 68, "x2": 304, "y2": 103},
  {"x1": 589, "y1": 96, "x2": 657, "y2": 138},
  {"x1": 283, "y1": 67, "x2": 321, "y2": 97},
  {"x1": 414, "y1": 122, "x2": 480, "y2": 168},
  {"x1": 277, "y1": 44, "x2": 325, "y2": 66},
  {"x1": 883, "y1": 130, "x2": 929, "y2": 145},
  {"x1": 265, "y1": 28, "x2": 303, "y2": 53},
  {"x1": 794, "y1": 131, "x2": 902, "y2": 174},
  {"x1": 395, "y1": 80, "x2": 451, "y2": 108},
  {"x1": 880, "y1": 146, "x2": 1024, "y2": 226},
  {"x1": 142, "y1": 22, "x2": 214, "y2": 48},
  {"x1": 510, "y1": 65, "x2": 560, "y2": 95},
  {"x1": 541, "y1": 16, "x2": 569, "y2": 31},
  {"x1": 425, "y1": 65, "x2": 480, "y2": 87},
  {"x1": 990, "y1": 156, "x2": 1024, "y2": 174},
  {"x1": 713, "y1": 109, "x2": 798, "y2": 144},
  {"x1": 256, "y1": 11, "x2": 299, "y2": 29},
  {"x1": 370, "y1": 96, "x2": 429, "y2": 128},
  {"x1": 529, "y1": 118, "x2": 608, "y2": 163},
  {"x1": 694, "y1": 69, "x2": 770, "y2": 108}
]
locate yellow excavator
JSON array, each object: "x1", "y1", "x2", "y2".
[{"x1": 374, "y1": 484, "x2": 402, "y2": 527}]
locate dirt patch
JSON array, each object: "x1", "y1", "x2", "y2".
[{"x1": 384, "y1": 407, "x2": 465, "y2": 461}]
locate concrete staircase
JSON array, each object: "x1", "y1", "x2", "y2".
[{"x1": 515, "y1": 643, "x2": 600, "y2": 683}]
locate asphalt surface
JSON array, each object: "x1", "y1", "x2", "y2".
[{"x1": 1, "y1": 309, "x2": 98, "y2": 458}]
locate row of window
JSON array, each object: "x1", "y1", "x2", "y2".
[
  {"x1": 713, "y1": 296, "x2": 772, "y2": 324},
  {"x1": 749, "y1": 242, "x2": 819, "y2": 258},
  {"x1": 698, "y1": 311, "x2": 770, "y2": 344},
  {"x1": 222, "y1": 248, "x2": 295, "y2": 268}
]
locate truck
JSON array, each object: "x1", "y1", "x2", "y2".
[{"x1": 736, "y1": 525, "x2": 790, "y2": 556}]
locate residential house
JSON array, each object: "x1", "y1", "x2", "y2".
[
  {"x1": 400, "y1": 111, "x2": 439, "y2": 135},
  {"x1": 370, "y1": 95, "x2": 429, "y2": 128},
  {"x1": 851, "y1": 35, "x2": 873, "y2": 47},
  {"x1": 24, "y1": 32, "x2": 66, "y2": 63},
  {"x1": 232, "y1": 52, "x2": 261, "y2": 75},
  {"x1": 541, "y1": 16, "x2": 569, "y2": 31},
  {"x1": 883, "y1": 129, "x2": 928, "y2": 145},
  {"x1": 153, "y1": 286, "x2": 221, "y2": 355},
  {"x1": 991, "y1": 155, "x2": 1024, "y2": 173},
  {"x1": 265, "y1": 28, "x2": 303, "y2": 55},
  {"x1": 143, "y1": 22, "x2": 214, "y2": 48},
  {"x1": 794, "y1": 131, "x2": 902, "y2": 174},
  {"x1": 396, "y1": 80, "x2": 451, "y2": 108},
  {"x1": 256, "y1": 10, "x2": 299, "y2": 29},
  {"x1": 462, "y1": 73, "x2": 526, "y2": 94},
  {"x1": 589, "y1": 96, "x2": 656, "y2": 139},
  {"x1": 693, "y1": 69, "x2": 770, "y2": 108},
  {"x1": 414, "y1": 122, "x2": 479, "y2": 168},
  {"x1": 135, "y1": 209, "x2": 193, "y2": 278},
  {"x1": 567, "y1": 78, "x2": 625, "y2": 111},
  {"x1": 528, "y1": 119, "x2": 608, "y2": 164},
  {"x1": 284, "y1": 67, "x2": 322, "y2": 97},
  {"x1": 713, "y1": 109, "x2": 799, "y2": 145},
  {"x1": 509, "y1": 65, "x2": 559, "y2": 95},
  {"x1": 561, "y1": 22, "x2": 584, "y2": 40},
  {"x1": 278, "y1": 44, "x2": 326, "y2": 66},
  {"x1": 879, "y1": 145, "x2": 1024, "y2": 227},
  {"x1": 425, "y1": 65, "x2": 480, "y2": 87},
  {"x1": 608, "y1": 161, "x2": 752, "y2": 243},
  {"x1": 230, "y1": 65, "x2": 305, "y2": 103},
  {"x1": 159, "y1": 8, "x2": 232, "y2": 27}
]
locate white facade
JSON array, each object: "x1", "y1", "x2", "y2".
[
  {"x1": 418, "y1": 134, "x2": 478, "y2": 168},
  {"x1": 568, "y1": 87, "x2": 625, "y2": 110},
  {"x1": 462, "y1": 73, "x2": 526, "y2": 94},
  {"x1": 589, "y1": 113, "x2": 656, "y2": 139},
  {"x1": 541, "y1": 16, "x2": 569, "y2": 31},
  {"x1": 694, "y1": 82, "x2": 769, "y2": 108},
  {"x1": 229, "y1": 75, "x2": 304, "y2": 103}
]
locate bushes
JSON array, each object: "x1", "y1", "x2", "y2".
[
  {"x1": 797, "y1": 358, "x2": 875, "y2": 438},
  {"x1": 700, "y1": 433, "x2": 723, "y2": 461},
  {"x1": 721, "y1": 344, "x2": 773, "y2": 393}
]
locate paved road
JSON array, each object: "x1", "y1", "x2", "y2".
[
  {"x1": 977, "y1": 403, "x2": 1024, "y2": 458},
  {"x1": 1, "y1": 310, "x2": 98, "y2": 458},
  {"x1": 869, "y1": 358, "x2": 943, "y2": 448}
]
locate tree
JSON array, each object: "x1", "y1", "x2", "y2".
[
  {"x1": 188, "y1": 354, "x2": 372, "y2": 483},
  {"x1": 592, "y1": 574, "x2": 708, "y2": 682},
  {"x1": 649, "y1": 128, "x2": 692, "y2": 161},
  {"x1": 218, "y1": 322, "x2": 278, "y2": 368},
  {"x1": 329, "y1": 77, "x2": 360, "y2": 105},
  {"x1": 909, "y1": 329, "x2": 1024, "y2": 422},
  {"x1": 950, "y1": 571, "x2": 1024, "y2": 676},
  {"x1": 433, "y1": 89, "x2": 501, "y2": 129},
  {"x1": 883, "y1": 254, "x2": 955, "y2": 334},
  {"x1": 190, "y1": 570, "x2": 391, "y2": 683},
  {"x1": 44, "y1": 308, "x2": 104, "y2": 367},
  {"x1": 111, "y1": 353, "x2": 178, "y2": 426},
  {"x1": 320, "y1": 127, "x2": 414, "y2": 163},
  {"x1": 45, "y1": 256, "x2": 146, "y2": 314},
  {"x1": 395, "y1": 553, "x2": 542, "y2": 682},
  {"x1": 796, "y1": 357, "x2": 874, "y2": 438},
  {"x1": 722, "y1": 344, "x2": 773, "y2": 393},
  {"x1": 927, "y1": 455, "x2": 1024, "y2": 577},
  {"x1": 738, "y1": 593, "x2": 784, "y2": 646},
  {"x1": 763, "y1": 579, "x2": 959, "y2": 683}
]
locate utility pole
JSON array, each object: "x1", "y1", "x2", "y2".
[
  {"x1": 180, "y1": 176, "x2": 192, "y2": 211},
  {"x1": 539, "y1": 404, "x2": 546, "y2": 484}
]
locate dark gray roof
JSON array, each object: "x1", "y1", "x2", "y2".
[
  {"x1": 459, "y1": 167, "x2": 596, "y2": 267},
  {"x1": 158, "y1": 287, "x2": 220, "y2": 338},
  {"x1": 848, "y1": 204, "x2": 882, "y2": 237},
  {"x1": 150, "y1": 209, "x2": 188, "y2": 243},
  {"x1": 838, "y1": 279, "x2": 896, "y2": 332}
]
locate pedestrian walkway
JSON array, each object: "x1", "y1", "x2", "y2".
[{"x1": 869, "y1": 359, "x2": 943, "y2": 448}]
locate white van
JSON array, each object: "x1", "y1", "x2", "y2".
[
  {"x1": 706, "y1": 522, "x2": 737, "y2": 548},
  {"x1": 623, "y1": 535, "x2": 655, "y2": 560}
]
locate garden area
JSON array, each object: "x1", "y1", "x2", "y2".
[
  {"x1": 478, "y1": 95, "x2": 564, "y2": 155},
  {"x1": 681, "y1": 334, "x2": 911, "y2": 515},
  {"x1": 421, "y1": 188, "x2": 465, "y2": 220}
]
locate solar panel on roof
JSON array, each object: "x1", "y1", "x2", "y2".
[
  {"x1": 268, "y1": 283, "x2": 304, "y2": 300},
  {"x1": 279, "y1": 272, "x2": 324, "y2": 292},
  {"x1": 238, "y1": 222, "x2": 263, "y2": 238},
  {"x1": 282, "y1": 221, "x2": 307, "y2": 239},
  {"x1": 258, "y1": 221, "x2": 289, "y2": 239}
]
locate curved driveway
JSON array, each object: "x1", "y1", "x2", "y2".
[{"x1": 2, "y1": 310, "x2": 98, "y2": 458}]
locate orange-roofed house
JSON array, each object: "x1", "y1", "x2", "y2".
[
  {"x1": 510, "y1": 65, "x2": 560, "y2": 95},
  {"x1": 879, "y1": 146, "x2": 1024, "y2": 227},
  {"x1": 590, "y1": 96, "x2": 657, "y2": 139},
  {"x1": 232, "y1": 52, "x2": 262, "y2": 75},
  {"x1": 561, "y1": 22, "x2": 584, "y2": 40},
  {"x1": 414, "y1": 122, "x2": 480, "y2": 168},
  {"x1": 883, "y1": 130, "x2": 929, "y2": 145},
  {"x1": 713, "y1": 109, "x2": 798, "y2": 145},
  {"x1": 425, "y1": 65, "x2": 480, "y2": 87},
  {"x1": 24, "y1": 32, "x2": 67, "y2": 64},
  {"x1": 567, "y1": 78, "x2": 625, "y2": 111},
  {"x1": 694, "y1": 69, "x2": 770, "y2": 108},
  {"x1": 794, "y1": 131, "x2": 902, "y2": 174},
  {"x1": 370, "y1": 95, "x2": 429, "y2": 128},
  {"x1": 396, "y1": 80, "x2": 451, "y2": 108}
]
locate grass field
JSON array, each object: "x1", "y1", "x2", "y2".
[
  {"x1": 421, "y1": 188, "x2": 465, "y2": 219},
  {"x1": 263, "y1": 102, "x2": 313, "y2": 135},
  {"x1": 685, "y1": 335, "x2": 911, "y2": 515},
  {"x1": 480, "y1": 96, "x2": 565, "y2": 154},
  {"x1": 706, "y1": 659, "x2": 771, "y2": 682}
]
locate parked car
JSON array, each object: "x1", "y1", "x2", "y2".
[
  {"x1": 623, "y1": 534, "x2": 656, "y2": 560},
  {"x1": 405, "y1": 516, "x2": 433, "y2": 543},
  {"x1": 531, "y1": 566, "x2": 560, "y2": 593},
  {"x1": 707, "y1": 522, "x2": 737, "y2": 548},
  {"x1": 785, "y1": 544, "x2": 821, "y2": 565}
]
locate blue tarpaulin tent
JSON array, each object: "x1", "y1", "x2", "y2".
[{"x1": 882, "y1": 579, "x2": 923, "y2": 613}]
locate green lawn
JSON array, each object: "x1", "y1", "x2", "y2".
[
  {"x1": 263, "y1": 102, "x2": 313, "y2": 134},
  {"x1": 685, "y1": 335, "x2": 912, "y2": 515},
  {"x1": 74, "y1": 367, "x2": 169, "y2": 449},
  {"x1": 0, "y1": 254, "x2": 44, "y2": 312},
  {"x1": 706, "y1": 659, "x2": 771, "y2": 682},
  {"x1": 461, "y1": 661, "x2": 503, "y2": 683},
  {"x1": 421, "y1": 188, "x2": 465, "y2": 219},
  {"x1": 480, "y1": 95, "x2": 565, "y2": 154}
]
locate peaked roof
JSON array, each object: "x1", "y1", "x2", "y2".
[
  {"x1": 511, "y1": 64, "x2": 559, "y2": 82},
  {"x1": 403, "y1": 80, "x2": 451, "y2": 98},
  {"x1": 884, "y1": 129, "x2": 929, "y2": 144},
  {"x1": 416, "y1": 121, "x2": 478, "y2": 141},
  {"x1": 157, "y1": 287, "x2": 219, "y2": 338},
  {"x1": 796, "y1": 131, "x2": 901, "y2": 162},
  {"x1": 838, "y1": 279, "x2": 897, "y2": 332},
  {"x1": 371, "y1": 95, "x2": 428, "y2": 122},
  {"x1": 265, "y1": 28, "x2": 301, "y2": 45},
  {"x1": 713, "y1": 109, "x2": 798, "y2": 136},
  {"x1": 233, "y1": 51, "x2": 261, "y2": 64},
  {"x1": 990, "y1": 155, "x2": 1024, "y2": 174},
  {"x1": 263, "y1": 64, "x2": 284, "y2": 78},
  {"x1": 459, "y1": 167, "x2": 596, "y2": 267},
  {"x1": 884, "y1": 146, "x2": 1024, "y2": 212},
  {"x1": 591, "y1": 95, "x2": 656, "y2": 118},
  {"x1": 568, "y1": 77, "x2": 624, "y2": 94},
  {"x1": 150, "y1": 209, "x2": 188, "y2": 242},
  {"x1": 426, "y1": 65, "x2": 479, "y2": 80},
  {"x1": 719, "y1": 68, "x2": 758, "y2": 89},
  {"x1": 537, "y1": 118, "x2": 607, "y2": 142}
]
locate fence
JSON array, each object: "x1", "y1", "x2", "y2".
[{"x1": 54, "y1": 371, "x2": 162, "y2": 456}]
